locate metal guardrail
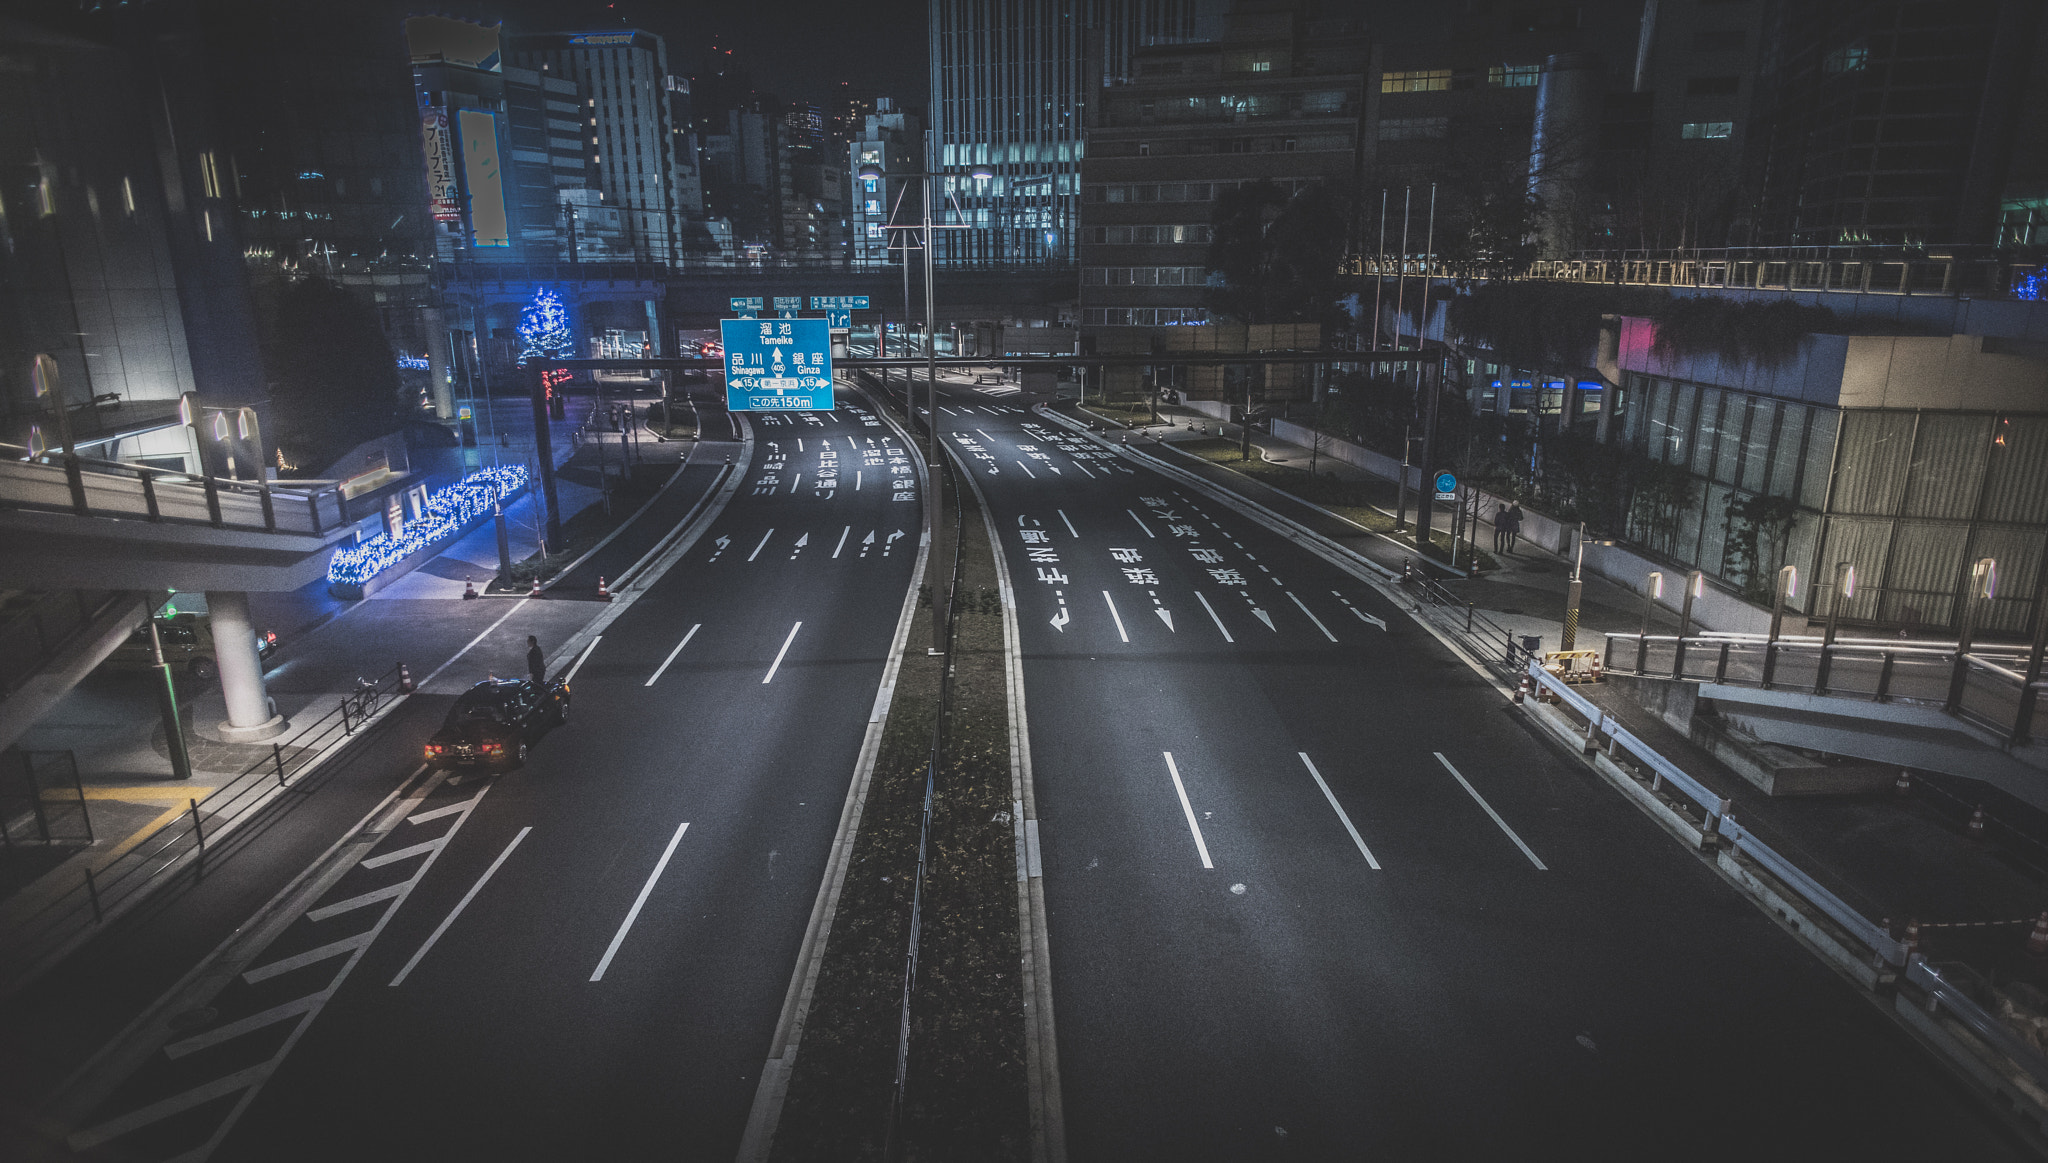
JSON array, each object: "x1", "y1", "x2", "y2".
[
  {"x1": 1399, "y1": 562, "x2": 1541, "y2": 675},
  {"x1": 0, "y1": 663, "x2": 413, "y2": 995},
  {"x1": 1526, "y1": 660, "x2": 1731, "y2": 835},
  {"x1": 1601, "y1": 631, "x2": 2044, "y2": 744},
  {"x1": 1720, "y1": 814, "x2": 1908, "y2": 966},
  {"x1": 1910, "y1": 958, "x2": 2048, "y2": 1095},
  {"x1": 0, "y1": 442, "x2": 350, "y2": 536}
]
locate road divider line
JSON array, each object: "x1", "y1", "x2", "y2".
[
  {"x1": 1285, "y1": 592, "x2": 1338, "y2": 643},
  {"x1": 1057, "y1": 510, "x2": 1079, "y2": 538},
  {"x1": 390, "y1": 825, "x2": 532, "y2": 986},
  {"x1": 1071, "y1": 461, "x2": 1096, "y2": 479},
  {"x1": 1162, "y1": 752, "x2": 1213, "y2": 869},
  {"x1": 1102, "y1": 592, "x2": 1129, "y2": 643},
  {"x1": 419, "y1": 598, "x2": 530, "y2": 689},
  {"x1": 1016, "y1": 460, "x2": 1037, "y2": 479},
  {"x1": 564, "y1": 635, "x2": 602, "y2": 683},
  {"x1": 1298, "y1": 753, "x2": 1380, "y2": 869},
  {"x1": 164, "y1": 993, "x2": 325, "y2": 1060},
  {"x1": 645, "y1": 624, "x2": 702, "y2": 686},
  {"x1": 590, "y1": 821, "x2": 691, "y2": 982},
  {"x1": 1127, "y1": 509, "x2": 1155, "y2": 538},
  {"x1": 67, "y1": 1064, "x2": 271, "y2": 1151},
  {"x1": 361, "y1": 838, "x2": 442, "y2": 870},
  {"x1": 406, "y1": 797, "x2": 475, "y2": 827},
  {"x1": 763, "y1": 622, "x2": 803, "y2": 684},
  {"x1": 1434, "y1": 753, "x2": 1547, "y2": 870},
  {"x1": 833, "y1": 526, "x2": 850, "y2": 558},
  {"x1": 1194, "y1": 592, "x2": 1233, "y2": 642},
  {"x1": 306, "y1": 882, "x2": 407, "y2": 922},
  {"x1": 242, "y1": 933, "x2": 371, "y2": 985},
  {"x1": 748, "y1": 528, "x2": 775, "y2": 561}
]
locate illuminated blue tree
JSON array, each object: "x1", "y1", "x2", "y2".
[{"x1": 516, "y1": 287, "x2": 572, "y2": 364}]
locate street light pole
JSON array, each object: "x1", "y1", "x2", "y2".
[
  {"x1": 1561, "y1": 522, "x2": 1586, "y2": 652},
  {"x1": 922, "y1": 169, "x2": 946, "y2": 655}
]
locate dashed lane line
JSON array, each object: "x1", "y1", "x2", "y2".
[
  {"x1": 1162, "y1": 752, "x2": 1214, "y2": 869},
  {"x1": 1435, "y1": 752, "x2": 1547, "y2": 870},
  {"x1": 1298, "y1": 753, "x2": 1380, "y2": 870}
]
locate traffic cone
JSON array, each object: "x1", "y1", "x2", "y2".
[
  {"x1": 1894, "y1": 769, "x2": 1912, "y2": 797},
  {"x1": 1589, "y1": 657, "x2": 1604, "y2": 683},
  {"x1": 463, "y1": 577, "x2": 478, "y2": 600},
  {"x1": 597, "y1": 576, "x2": 612, "y2": 601},
  {"x1": 398, "y1": 663, "x2": 415, "y2": 693},
  {"x1": 1969, "y1": 805, "x2": 1987, "y2": 839},
  {"x1": 1514, "y1": 675, "x2": 1530, "y2": 704},
  {"x1": 529, "y1": 575, "x2": 543, "y2": 599},
  {"x1": 1903, "y1": 918, "x2": 1922, "y2": 958},
  {"x1": 2027, "y1": 913, "x2": 2048, "y2": 957}
]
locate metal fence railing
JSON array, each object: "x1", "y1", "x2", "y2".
[
  {"x1": 1600, "y1": 631, "x2": 2044, "y2": 744},
  {"x1": 0, "y1": 589, "x2": 130, "y2": 699},
  {"x1": 0, "y1": 442, "x2": 350, "y2": 536},
  {"x1": 1398, "y1": 560, "x2": 1543, "y2": 677},
  {"x1": 0, "y1": 749, "x2": 91, "y2": 852},
  {"x1": 0, "y1": 663, "x2": 414, "y2": 996}
]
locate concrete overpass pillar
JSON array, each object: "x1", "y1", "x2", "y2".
[
  {"x1": 422, "y1": 305, "x2": 456, "y2": 420},
  {"x1": 207, "y1": 590, "x2": 285, "y2": 742}
]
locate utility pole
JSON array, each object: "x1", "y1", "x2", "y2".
[{"x1": 1414, "y1": 349, "x2": 1444, "y2": 556}]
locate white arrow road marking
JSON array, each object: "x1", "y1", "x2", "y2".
[
  {"x1": 790, "y1": 532, "x2": 810, "y2": 559},
  {"x1": 1155, "y1": 608, "x2": 1174, "y2": 631},
  {"x1": 1334, "y1": 590, "x2": 1387, "y2": 630},
  {"x1": 1435, "y1": 752, "x2": 1547, "y2": 870},
  {"x1": 1299, "y1": 753, "x2": 1381, "y2": 869},
  {"x1": 645, "y1": 624, "x2": 701, "y2": 686},
  {"x1": 1058, "y1": 510, "x2": 1079, "y2": 538},
  {"x1": 1286, "y1": 593, "x2": 1337, "y2": 642},
  {"x1": 1102, "y1": 591, "x2": 1129, "y2": 642},
  {"x1": 1194, "y1": 592, "x2": 1233, "y2": 642},
  {"x1": 390, "y1": 826, "x2": 532, "y2": 986},
  {"x1": 1051, "y1": 606, "x2": 1070, "y2": 632},
  {"x1": 1045, "y1": 463, "x2": 1062, "y2": 475},
  {"x1": 712, "y1": 535, "x2": 732, "y2": 558},
  {"x1": 1016, "y1": 460, "x2": 1037, "y2": 478},
  {"x1": 1162, "y1": 752, "x2": 1213, "y2": 869},
  {"x1": 833, "y1": 526, "x2": 850, "y2": 558},
  {"x1": 563, "y1": 635, "x2": 601, "y2": 683},
  {"x1": 763, "y1": 622, "x2": 802, "y2": 684},
  {"x1": 1251, "y1": 607, "x2": 1276, "y2": 632},
  {"x1": 747, "y1": 529, "x2": 775, "y2": 561},
  {"x1": 1127, "y1": 509, "x2": 1155, "y2": 538},
  {"x1": 885, "y1": 530, "x2": 904, "y2": 555},
  {"x1": 590, "y1": 820, "x2": 691, "y2": 981},
  {"x1": 861, "y1": 530, "x2": 877, "y2": 557}
]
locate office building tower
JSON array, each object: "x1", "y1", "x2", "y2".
[
  {"x1": 506, "y1": 29, "x2": 685, "y2": 264},
  {"x1": 850, "y1": 99, "x2": 925, "y2": 267},
  {"x1": 928, "y1": 0, "x2": 1222, "y2": 265}
]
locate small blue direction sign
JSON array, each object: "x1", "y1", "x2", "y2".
[
  {"x1": 721, "y1": 318, "x2": 835, "y2": 411},
  {"x1": 809, "y1": 296, "x2": 869, "y2": 328},
  {"x1": 1433, "y1": 470, "x2": 1458, "y2": 501},
  {"x1": 772, "y1": 296, "x2": 803, "y2": 316},
  {"x1": 729, "y1": 296, "x2": 763, "y2": 319}
]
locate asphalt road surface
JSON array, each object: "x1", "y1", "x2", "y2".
[
  {"x1": 925, "y1": 385, "x2": 2032, "y2": 1162},
  {"x1": 58, "y1": 399, "x2": 921, "y2": 1161}
]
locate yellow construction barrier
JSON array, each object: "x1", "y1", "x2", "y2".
[{"x1": 1542, "y1": 650, "x2": 1603, "y2": 685}]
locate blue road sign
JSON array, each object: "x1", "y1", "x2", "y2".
[
  {"x1": 730, "y1": 296, "x2": 762, "y2": 319},
  {"x1": 1433, "y1": 470, "x2": 1458, "y2": 500},
  {"x1": 721, "y1": 318, "x2": 835, "y2": 411},
  {"x1": 808, "y1": 296, "x2": 870, "y2": 311},
  {"x1": 825, "y1": 310, "x2": 851, "y2": 328},
  {"x1": 772, "y1": 296, "x2": 803, "y2": 316}
]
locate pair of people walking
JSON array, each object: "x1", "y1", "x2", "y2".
[{"x1": 1492, "y1": 502, "x2": 1525, "y2": 555}]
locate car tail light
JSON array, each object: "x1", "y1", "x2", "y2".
[
  {"x1": 481, "y1": 742, "x2": 500, "y2": 753},
  {"x1": 425, "y1": 744, "x2": 442, "y2": 757},
  {"x1": 265, "y1": 631, "x2": 278, "y2": 645}
]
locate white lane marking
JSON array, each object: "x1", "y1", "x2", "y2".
[
  {"x1": 856, "y1": 470, "x2": 863, "y2": 491},
  {"x1": 1162, "y1": 752, "x2": 1214, "y2": 869},
  {"x1": 763, "y1": 621, "x2": 802, "y2": 684},
  {"x1": 1435, "y1": 753, "x2": 1547, "y2": 870},
  {"x1": 165, "y1": 993, "x2": 325, "y2": 1060},
  {"x1": 1016, "y1": 460, "x2": 1037, "y2": 478},
  {"x1": 1299, "y1": 753, "x2": 1380, "y2": 869},
  {"x1": 747, "y1": 528, "x2": 775, "y2": 561},
  {"x1": 1194, "y1": 591, "x2": 1234, "y2": 642},
  {"x1": 391, "y1": 825, "x2": 533, "y2": 986},
  {"x1": 790, "y1": 472, "x2": 801, "y2": 494},
  {"x1": 563, "y1": 635, "x2": 602, "y2": 683},
  {"x1": 1058, "y1": 509, "x2": 1079, "y2": 538},
  {"x1": 940, "y1": 406, "x2": 958, "y2": 415},
  {"x1": 833, "y1": 525, "x2": 851, "y2": 558},
  {"x1": 306, "y1": 882, "x2": 407, "y2": 922},
  {"x1": 590, "y1": 820, "x2": 692, "y2": 981},
  {"x1": 362, "y1": 838, "x2": 443, "y2": 869},
  {"x1": 420, "y1": 597, "x2": 531, "y2": 688},
  {"x1": 1286, "y1": 593, "x2": 1338, "y2": 643},
  {"x1": 1102, "y1": 592, "x2": 1129, "y2": 643},
  {"x1": 407, "y1": 799, "x2": 473, "y2": 826},
  {"x1": 645, "y1": 624, "x2": 701, "y2": 686},
  {"x1": 1072, "y1": 461, "x2": 1097, "y2": 479},
  {"x1": 242, "y1": 933, "x2": 372, "y2": 985},
  {"x1": 1127, "y1": 509, "x2": 1155, "y2": 538},
  {"x1": 797, "y1": 439, "x2": 804, "y2": 452},
  {"x1": 67, "y1": 1064, "x2": 272, "y2": 1150},
  {"x1": 977, "y1": 429, "x2": 996, "y2": 442}
]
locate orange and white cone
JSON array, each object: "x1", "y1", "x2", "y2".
[
  {"x1": 1969, "y1": 805, "x2": 1987, "y2": 839},
  {"x1": 398, "y1": 663, "x2": 415, "y2": 693},
  {"x1": 462, "y1": 577, "x2": 478, "y2": 600},
  {"x1": 597, "y1": 576, "x2": 612, "y2": 601},
  {"x1": 1514, "y1": 675, "x2": 1531, "y2": 704},
  {"x1": 529, "y1": 576, "x2": 543, "y2": 599},
  {"x1": 2027, "y1": 913, "x2": 2048, "y2": 957},
  {"x1": 1903, "y1": 919, "x2": 1922, "y2": 958},
  {"x1": 1894, "y1": 769, "x2": 1912, "y2": 796}
]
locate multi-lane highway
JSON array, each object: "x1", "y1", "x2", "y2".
[
  {"x1": 59, "y1": 399, "x2": 924, "y2": 1161},
  {"x1": 920, "y1": 383, "x2": 2030, "y2": 1160}
]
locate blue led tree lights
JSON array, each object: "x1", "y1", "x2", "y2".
[
  {"x1": 327, "y1": 465, "x2": 528, "y2": 587},
  {"x1": 517, "y1": 287, "x2": 572, "y2": 365}
]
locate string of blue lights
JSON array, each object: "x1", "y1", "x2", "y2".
[{"x1": 327, "y1": 465, "x2": 528, "y2": 587}]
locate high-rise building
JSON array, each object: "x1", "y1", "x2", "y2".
[
  {"x1": 850, "y1": 99, "x2": 925, "y2": 267},
  {"x1": 927, "y1": 0, "x2": 1223, "y2": 265},
  {"x1": 505, "y1": 29, "x2": 685, "y2": 265}
]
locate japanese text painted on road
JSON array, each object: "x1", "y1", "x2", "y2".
[{"x1": 722, "y1": 317, "x2": 835, "y2": 411}]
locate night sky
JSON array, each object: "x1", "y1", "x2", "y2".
[{"x1": 488, "y1": 0, "x2": 931, "y2": 111}]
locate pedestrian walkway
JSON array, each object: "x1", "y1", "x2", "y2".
[{"x1": 1071, "y1": 397, "x2": 2048, "y2": 985}]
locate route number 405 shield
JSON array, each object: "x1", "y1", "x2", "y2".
[{"x1": 721, "y1": 317, "x2": 835, "y2": 412}]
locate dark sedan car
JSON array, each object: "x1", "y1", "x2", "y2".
[{"x1": 424, "y1": 677, "x2": 570, "y2": 770}]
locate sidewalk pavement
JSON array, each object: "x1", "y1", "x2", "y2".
[{"x1": 1077, "y1": 397, "x2": 2048, "y2": 983}]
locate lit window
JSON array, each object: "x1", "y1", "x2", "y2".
[
  {"x1": 1680, "y1": 121, "x2": 1734, "y2": 139},
  {"x1": 1488, "y1": 64, "x2": 1541, "y2": 88},
  {"x1": 1381, "y1": 70, "x2": 1451, "y2": 93},
  {"x1": 1249, "y1": 60, "x2": 1271, "y2": 73},
  {"x1": 1825, "y1": 43, "x2": 1868, "y2": 74}
]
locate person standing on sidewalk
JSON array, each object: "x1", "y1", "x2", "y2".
[
  {"x1": 527, "y1": 635, "x2": 547, "y2": 686},
  {"x1": 1492, "y1": 503, "x2": 1510, "y2": 554},
  {"x1": 1502, "y1": 503, "x2": 1525, "y2": 554}
]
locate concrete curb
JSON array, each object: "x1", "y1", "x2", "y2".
[
  {"x1": 735, "y1": 386, "x2": 929, "y2": 1163},
  {"x1": 949, "y1": 437, "x2": 1066, "y2": 1163}
]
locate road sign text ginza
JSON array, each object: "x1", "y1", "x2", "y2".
[{"x1": 721, "y1": 318, "x2": 835, "y2": 412}]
